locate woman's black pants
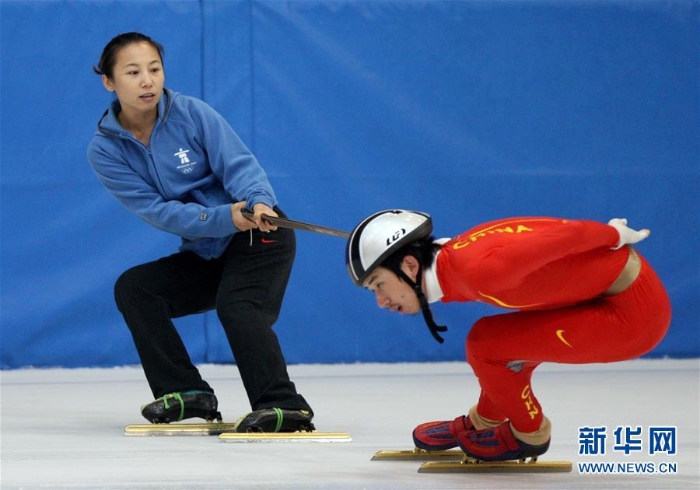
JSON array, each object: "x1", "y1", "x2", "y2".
[{"x1": 114, "y1": 208, "x2": 312, "y2": 413}]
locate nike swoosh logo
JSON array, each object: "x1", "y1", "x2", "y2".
[
  {"x1": 556, "y1": 329, "x2": 573, "y2": 348},
  {"x1": 261, "y1": 238, "x2": 277, "y2": 244}
]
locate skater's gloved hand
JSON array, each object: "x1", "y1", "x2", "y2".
[{"x1": 607, "y1": 218, "x2": 650, "y2": 250}]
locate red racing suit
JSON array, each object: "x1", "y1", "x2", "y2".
[{"x1": 435, "y1": 217, "x2": 671, "y2": 432}]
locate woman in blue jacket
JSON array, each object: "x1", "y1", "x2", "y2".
[{"x1": 88, "y1": 32, "x2": 313, "y2": 432}]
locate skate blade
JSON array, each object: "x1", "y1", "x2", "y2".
[
  {"x1": 124, "y1": 422, "x2": 238, "y2": 436},
  {"x1": 419, "y1": 457, "x2": 572, "y2": 473},
  {"x1": 219, "y1": 431, "x2": 352, "y2": 443},
  {"x1": 372, "y1": 448, "x2": 465, "y2": 461}
]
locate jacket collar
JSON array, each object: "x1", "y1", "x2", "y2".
[
  {"x1": 97, "y1": 88, "x2": 173, "y2": 136},
  {"x1": 424, "y1": 238, "x2": 448, "y2": 303}
]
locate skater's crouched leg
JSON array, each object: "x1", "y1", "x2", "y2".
[{"x1": 115, "y1": 256, "x2": 218, "y2": 418}]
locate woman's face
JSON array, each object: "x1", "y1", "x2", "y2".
[{"x1": 102, "y1": 41, "x2": 164, "y2": 117}]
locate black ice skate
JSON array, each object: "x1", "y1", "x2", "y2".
[
  {"x1": 234, "y1": 408, "x2": 315, "y2": 433},
  {"x1": 140, "y1": 390, "x2": 221, "y2": 424}
]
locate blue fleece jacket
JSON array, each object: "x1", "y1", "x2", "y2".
[{"x1": 87, "y1": 89, "x2": 277, "y2": 259}]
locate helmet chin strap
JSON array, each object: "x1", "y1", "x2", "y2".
[{"x1": 396, "y1": 267, "x2": 447, "y2": 344}]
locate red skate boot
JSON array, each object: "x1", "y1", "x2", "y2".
[
  {"x1": 412, "y1": 415, "x2": 475, "y2": 451},
  {"x1": 457, "y1": 420, "x2": 550, "y2": 461}
]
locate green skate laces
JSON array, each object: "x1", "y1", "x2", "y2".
[
  {"x1": 272, "y1": 408, "x2": 284, "y2": 432},
  {"x1": 161, "y1": 392, "x2": 186, "y2": 421},
  {"x1": 271, "y1": 408, "x2": 311, "y2": 431},
  {"x1": 158, "y1": 390, "x2": 210, "y2": 421}
]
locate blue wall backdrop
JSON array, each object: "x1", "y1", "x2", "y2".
[{"x1": 1, "y1": 0, "x2": 698, "y2": 368}]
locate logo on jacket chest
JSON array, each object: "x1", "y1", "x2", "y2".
[{"x1": 174, "y1": 148, "x2": 198, "y2": 174}]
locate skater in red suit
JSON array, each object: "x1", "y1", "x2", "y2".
[{"x1": 346, "y1": 210, "x2": 671, "y2": 461}]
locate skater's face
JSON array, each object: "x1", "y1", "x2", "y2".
[
  {"x1": 363, "y1": 256, "x2": 421, "y2": 315},
  {"x1": 102, "y1": 42, "x2": 164, "y2": 118}
]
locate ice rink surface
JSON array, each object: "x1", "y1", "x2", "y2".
[{"x1": 2, "y1": 359, "x2": 698, "y2": 489}]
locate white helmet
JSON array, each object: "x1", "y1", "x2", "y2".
[{"x1": 346, "y1": 209, "x2": 433, "y2": 287}]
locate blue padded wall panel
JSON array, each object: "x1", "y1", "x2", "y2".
[{"x1": 1, "y1": 0, "x2": 697, "y2": 367}]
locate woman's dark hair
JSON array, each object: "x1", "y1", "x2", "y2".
[
  {"x1": 93, "y1": 32, "x2": 164, "y2": 79},
  {"x1": 381, "y1": 235, "x2": 441, "y2": 278}
]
